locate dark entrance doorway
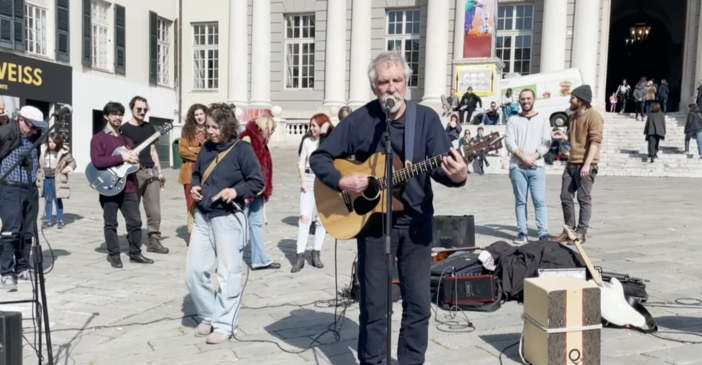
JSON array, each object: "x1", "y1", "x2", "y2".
[{"x1": 606, "y1": 0, "x2": 687, "y2": 113}]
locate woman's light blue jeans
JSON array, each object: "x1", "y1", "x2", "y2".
[
  {"x1": 509, "y1": 167, "x2": 548, "y2": 237},
  {"x1": 243, "y1": 196, "x2": 273, "y2": 268},
  {"x1": 186, "y1": 210, "x2": 245, "y2": 334},
  {"x1": 43, "y1": 177, "x2": 63, "y2": 222}
]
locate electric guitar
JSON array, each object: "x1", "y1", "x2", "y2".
[
  {"x1": 314, "y1": 132, "x2": 504, "y2": 240},
  {"x1": 85, "y1": 123, "x2": 174, "y2": 196}
]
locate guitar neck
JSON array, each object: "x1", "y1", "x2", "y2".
[
  {"x1": 132, "y1": 131, "x2": 161, "y2": 154},
  {"x1": 380, "y1": 143, "x2": 473, "y2": 188}
]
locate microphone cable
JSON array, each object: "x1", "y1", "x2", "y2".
[{"x1": 226, "y1": 203, "x2": 354, "y2": 354}]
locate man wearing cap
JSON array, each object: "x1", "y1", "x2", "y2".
[
  {"x1": 0, "y1": 105, "x2": 45, "y2": 291},
  {"x1": 550, "y1": 85, "x2": 604, "y2": 244}
]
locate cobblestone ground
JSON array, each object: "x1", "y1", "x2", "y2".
[{"x1": 4, "y1": 147, "x2": 702, "y2": 365}]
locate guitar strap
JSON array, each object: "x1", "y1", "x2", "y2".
[{"x1": 404, "y1": 100, "x2": 417, "y2": 167}]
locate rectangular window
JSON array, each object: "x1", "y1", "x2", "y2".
[
  {"x1": 25, "y1": 1, "x2": 47, "y2": 56},
  {"x1": 385, "y1": 9, "x2": 420, "y2": 87},
  {"x1": 192, "y1": 23, "x2": 218, "y2": 90},
  {"x1": 284, "y1": 15, "x2": 315, "y2": 89},
  {"x1": 157, "y1": 18, "x2": 170, "y2": 85},
  {"x1": 91, "y1": 0, "x2": 109, "y2": 69},
  {"x1": 496, "y1": 4, "x2": 533, "y2": 76}
]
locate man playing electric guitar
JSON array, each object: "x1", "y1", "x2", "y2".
[
  {"x1": 89, "y1": 102, "x2": 154, "y2": 268},
  {"x1": 309, "y1": 52, "x2": 468, "y2": 365}
]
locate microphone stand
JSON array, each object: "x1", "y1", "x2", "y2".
[
  {"x1": 383, "y1": 103, "x2": 393, "y2": 365},
  {"x1": 0, "y1": 113, "x2": 63, "y2": 365}
]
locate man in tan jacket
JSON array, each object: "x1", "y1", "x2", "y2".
[{"x1": 550, "y1": 85, "x2": 603, "y2": 244}]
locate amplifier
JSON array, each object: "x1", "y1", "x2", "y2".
[
  {"x1": 432, "y1": 215, "x2": 475, "y2": 249},
  {"x1": 439, "y1": 275, "x2": 498, "y2": 305},
  {"x1": 0, "y1": 311, "x2": 22, "y2": 365}
]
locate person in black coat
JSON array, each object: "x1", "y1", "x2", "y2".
[
  {"x1": 643, "y1": 102, "x2": 666, "y2": 163},
  {"x1": 684, "y1": 104, "x2": 702, "y2": 156},
  {"x1": 458, "y1": 86, "x2": 482, "y2": 124}
]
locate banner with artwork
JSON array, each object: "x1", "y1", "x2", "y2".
[
  {"x1": 454, "y1": 64, "x2": 494, "y2": 97},
  {"x1": 499, "y1": 78, "x2": 576, "y2": 100},
  {"x1": 462, "y1": 0, "x2": 495, "y2": 58}
]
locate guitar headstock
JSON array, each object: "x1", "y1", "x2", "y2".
[
  {"x1": 159, "y1": 123, "x2": 174, "y2": 135},
  {"x1": 458, "y1": 131, "x2": 504, "y2": 162}
]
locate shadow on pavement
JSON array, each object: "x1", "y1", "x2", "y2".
[
  {"x1": 262, "y1": 308, "x2": 360, "y2": 365},
  {"x1": 277, "y1": 238, "x2": 299, "y2": 265},
  {"x1": 479, "y1": 333, "x2": 522, "y2": 363}
]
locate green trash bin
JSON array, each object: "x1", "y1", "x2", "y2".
[{"x1": 172, "y1": 138, "x2": 182, "y2": 169}]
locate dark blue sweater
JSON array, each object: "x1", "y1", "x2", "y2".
[
  {"x1": 191, "y1": 138, "x2": 264, "y2": 218},
  {"x1": 309, "y1": 100, "x2": 465, "y2": 226}
]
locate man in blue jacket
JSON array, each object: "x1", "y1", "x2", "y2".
[{"x1": 310, "y1": 52, "x2": 468, "y2": 365}]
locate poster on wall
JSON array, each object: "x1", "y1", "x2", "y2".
[
  {"x1": 463, "y1": 0, "x2": 495, "y2": 58},
  {"x1": 499, "y1": 78, "x2": 577, "y2": 101},
  {"x1": 454, "y1": 64, "x2": 494, "y2": 97}
]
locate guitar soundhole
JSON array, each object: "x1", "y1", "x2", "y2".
[{"x1": 361, "y1": 176, "x2": 380, "y2": 201}]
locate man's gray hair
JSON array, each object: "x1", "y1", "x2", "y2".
[{"x1": 367, "y1": 52, "x2": 413, "y2": 90}]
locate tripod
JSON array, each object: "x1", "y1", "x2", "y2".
[{"x1": 0, "y1": 113, "x2": 63, "y2": 365}]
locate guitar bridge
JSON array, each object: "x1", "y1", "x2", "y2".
[{"x1": 341, "y1": 191, "x2": 352, "y2": 212}]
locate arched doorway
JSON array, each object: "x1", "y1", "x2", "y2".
[{"x1": 605, "y1": 0, "x2": 687, "y2": 113}]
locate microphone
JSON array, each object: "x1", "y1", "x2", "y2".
[
  {"x1": 382, "y1": 94, "x2": 396, "y2": 113},
  {"x1": 52, "y1": 104, "x2": 73, "y2": 118}
]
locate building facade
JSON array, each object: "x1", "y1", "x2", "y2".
[
  {"x1": 178, "y1": 0, "x2": 700, "y2": 133},
  {"x1": 0, "y1": 0, "x2": 177, "y2": 172}
]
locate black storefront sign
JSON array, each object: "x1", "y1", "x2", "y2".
[{"x1": 0, "y1": 51, "x2": 73, "y2": 148}]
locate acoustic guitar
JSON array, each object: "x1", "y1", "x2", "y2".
[{"x1": 314, "y1": 132, "x2": 504, "y2": 240}]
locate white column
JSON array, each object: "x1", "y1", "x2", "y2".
[
  {"x1": 540, "y1": 0, "x2": 568, "y2": 73},
  {"x1": 249, "y1": 0, "x2": 271, "y2": 107},
  {"x1": 571, "y1": 0, "x2": 601, "y2": 93},
  {"x1": 227, "y1": 0, "x2": 248, "y2": 106},
  {"x1": 452, "y1": 0, "x2": 464, "y2": 60},
  {"x1": 695, "y1": 2, "x2": 702, "y2": 84},
  {"x1": 323, "y1": 0, "x2": 347, "y2": 107},
  {"x1": 595, "y1": 0, "x2": 612, "y2": 106},
  {"x1": 421, "y1": 0, "x2": 449, "y2": 105},
  {"x1": 348, "y1": 0, "x2": 372, "y2": 108}
]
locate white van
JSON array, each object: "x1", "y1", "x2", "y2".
[{"x1": 500, "y1": 68, "x2": 583, "y2": 127}]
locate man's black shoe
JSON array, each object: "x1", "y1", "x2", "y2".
[
  {"x1": 107, "y1": 255, "x2": 123, "y2": 269},
  {"x1": 129, "y1": 254, "x2": 154, "y2": 264}
]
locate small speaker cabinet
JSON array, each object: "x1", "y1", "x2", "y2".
[
  {"x1": 432, "y1": 215, "x2": 475, "y2": 249},
  {"x1": 0, "y1": 311, "x2": 22, "y2": 365}
]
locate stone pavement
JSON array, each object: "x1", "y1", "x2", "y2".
[{"x1": 3, "y1": 147, "x2": 702, "y2": 365}]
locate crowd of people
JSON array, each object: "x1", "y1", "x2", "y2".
[{"x1": 0, "y1": 50, "x2": 609, "y2": 364}]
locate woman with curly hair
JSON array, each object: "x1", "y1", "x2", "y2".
[
  {"x1": 186, "y1": 103, "x2": 263, "y2": 344},
  {"x1": 238, "y1": 114, "x2": 280, "y2": 270},
  {"x1": 291, "y1": 113, "x2": 334, "y2": 273},
  {"x1": 179, "y1": 104, "x2": 208, "y2": 215}
]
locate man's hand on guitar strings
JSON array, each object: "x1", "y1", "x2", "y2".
[
  {"x1": 121, "y1": 151, "x2": 139, "y2": 164},
  {"x1": 441, "y1": 148, "x2": 468, "y2": 183},
  {"x1": 338, "y1": 173, "x2": 369, "y2": 193}
]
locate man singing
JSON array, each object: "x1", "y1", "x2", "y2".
[
  {"x1": 90, "y1": 102, "x2": 154, "y2": 268},
  {"x1": 121, "y1": 96, "x2": 169, "y2": 254},
  {"x1": 310, "y1": 52, "x2": 468, "y2": 364},
  {"x1": 0, "y1": 106, "x2": 44, "y2": 291},
  {"x1": 551, "y1": 85, "x2": 603, "y2": 243},
  {"x1": 504, "y1": 89, "x2": 552, "y2": 244}
]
